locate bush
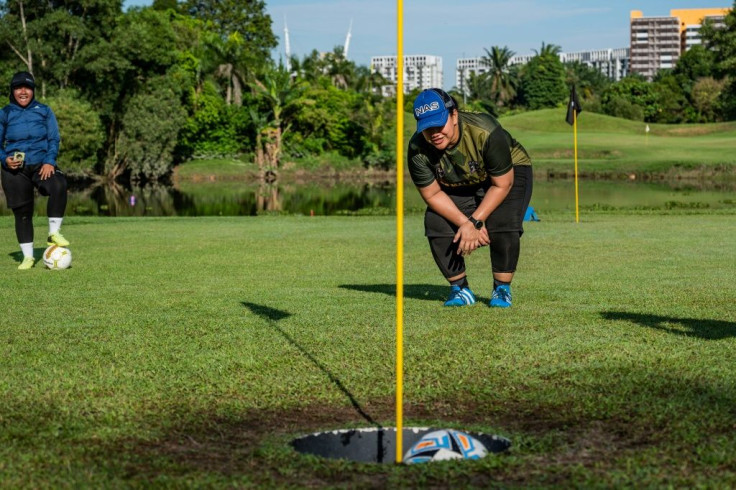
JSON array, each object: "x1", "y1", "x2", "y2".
[
  {"x1": 114, "y1": 85, "x2": 186, "y2": 181},
  {"x1": 519, "y1": 55, "x2": 567, "y2": 110},
  {"x1": 601, "y1": 77, "x2": 659, "y2": 122},
  {"x1": 718, "y1": 78, "x2": 736, "y2": 121},
  {"x1": 691, "y1": 77, "x2": 726, "y2": 122},
  {"x1": 177, "y1": 82, "x2": 250, "y2": 159},
  {"x1": 604, "y1": 96, "x2": 644, "y2": 121},
  {"x1": 363, "y1": 148, "x2": 394, "y2": 170},
  {"x1": 582, "y1": 95, "x2": 604, "y2": 114}
]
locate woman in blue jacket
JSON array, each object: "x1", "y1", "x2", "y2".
[{"x1": 1, "y1": 71, "x2": 69, "y2": 270}]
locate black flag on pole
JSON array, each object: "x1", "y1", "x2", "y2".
[{"x1": 565, "y1": 85, "x2": 582, "y2": 125}]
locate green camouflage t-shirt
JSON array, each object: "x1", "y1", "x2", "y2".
[{"x1": 408, "y1": 111, "x2": 531, "y2": 189}]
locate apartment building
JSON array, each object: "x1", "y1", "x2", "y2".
[
  {"x1": 372, "y1": 7, "x2": 730, "y2": 95},
  {"x1": 456, "y1": 48, "x2": 629, "y2": 96},
  {"x1": 630, "y1": 8, "x2": 729, "y2": 80},
  {"x1": 455, "y1": 57, "x2": 490, "y2": 96},
  {"x1": 560, "y1": 48, "x2": 630, "y2": 81},
  {"x1": 673, "y1": 8, "x2": 728, "y2": 52},
  {"x1": 370, "y1": 55, "x2": 443, "y2": 96}
]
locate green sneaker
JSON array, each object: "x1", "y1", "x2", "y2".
[
  {"x1": 47, "y1": 232, "x2": 70, "y2": 247},
  {"x1": 18, "y1": 256, "x2": 35, "y2": 270}
]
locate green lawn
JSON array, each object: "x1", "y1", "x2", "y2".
[
  {"x1": 1, "y1": 211, "x2": 735, "y2": 487},
  {"x1": 500, "y1": 109, "x2": 736, "y2": 175},
  {"x1": 174, "y1": 109, "x2": 736, "y2": 183}
]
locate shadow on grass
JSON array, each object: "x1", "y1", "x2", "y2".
[
  {"x1": 242, "y1": 301, "x2": 380, "y2": 428},
  {"x1": 602, "y1": 311, "x2": 736, "y2": 340},
  {"x1": 339, "y1": 283, "x2": 450, "y2": 302},
  {"x1": 241, "y1": 302, "x2": 292, "y2": 322},
  {"x1": 8, "y1": 247, "x2": 47, "y2": 263}
]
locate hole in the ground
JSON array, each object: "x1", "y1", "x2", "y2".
[{"x1": 292, "y1": 427, "x2": 511, "y2": 464}]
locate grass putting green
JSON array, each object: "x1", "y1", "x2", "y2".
[{"x1": 1, "y1": 210, "x2": 734, "y2": 486}]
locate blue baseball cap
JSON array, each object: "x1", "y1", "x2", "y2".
[{"x1": 413, "y1": 89, "x2": 454, "y2": 133}]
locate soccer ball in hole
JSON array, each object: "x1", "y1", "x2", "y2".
[
  {"x1": 43, "y1": 245, "x2": 72, "y2": 270},
  {"x1": 403, "y1": 429, "x2": 488, "y2": 464}
]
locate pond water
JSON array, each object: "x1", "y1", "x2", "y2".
[{"x1": 1, "y1": 176, "x2": 734, "y2": 217}]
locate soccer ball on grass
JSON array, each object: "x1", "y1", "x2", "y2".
[{"x1": 43, "y1": 245, "x2": 72, "y2": 270}]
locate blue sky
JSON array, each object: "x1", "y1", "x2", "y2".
[{"x1": 124, "y1": 0, "x2": 732, "y2": 89}]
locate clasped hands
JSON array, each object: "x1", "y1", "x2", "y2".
[{"x1": 453, "y1": 220, "x2": 490, "y2": 257}]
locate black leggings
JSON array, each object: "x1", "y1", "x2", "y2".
[
  {"x1": 12, "y1": 201, "x2": 34, "y2": 243},
  {"x1": 1, "y1": 164, "x2": 67, "y2": 214},
  {"x1": 425, "y1": 165, "x2": 533, "y2": 280},
  {"x1": 2, "y1": 164, "x2": 68, "y2": 243},
  {"x1": 429, "y1": 231, "x2": 521, "y2": 278}
]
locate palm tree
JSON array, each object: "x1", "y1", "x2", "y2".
[
  {"x1": 462, "y1": 73, "x2": 497, "y2": 116},
  {"x1": 351, "y1": 65, "x2": 387, "y2": 94},
  {"x1": 250, "y1": 62, "x2": 307, "y2": 170},
  {"x1": 534, "y1": 42, "x2": 562, "y2": 58},
  {"x1": 480, "y1": 45, "x2": 517, "y2": 108},
  {"x1": 205, "y1": 31, "x2": 251, "y2": 106},
  {"x1": 291, "y1": 47, "x2": 359, "y2": 90},
  {"x1": 465, "y1": 71, "x2": 491, "y2": 102},
  {"x1": 293, "y1": 50, "x2": 327, "y2": 84},
  {"x1": 324, "y1": 46, "x2": 356, "y2": 90}
]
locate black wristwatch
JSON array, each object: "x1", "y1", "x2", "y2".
[{"x1": 468, "y1": 216, "x2": 483, "y2": 230}]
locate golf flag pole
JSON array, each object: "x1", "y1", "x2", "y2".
[
  {"x1": 565, "y1": 85, "x2": 582, "y2": 223},
  {"x1": 395, "y1": 0, "x2": 405, "y2": 464},
  {"x1": 574, "y1": 110, "x2": 579, "y2": 223}
]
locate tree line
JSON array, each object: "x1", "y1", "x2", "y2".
[
  {"x1": 459, "y1": 4, "x2": 736, "y2": 124},
  {"x1": 1, "y1": 0, "x2": 734, "y2": 183}
]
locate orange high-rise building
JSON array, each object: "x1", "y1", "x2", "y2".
[{"x1": 630, "y1": 7, "x2": 729, "y2": 80}]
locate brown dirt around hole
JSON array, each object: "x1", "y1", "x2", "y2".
[{"x1": 101, "y1": 397, "x2": 665, "y2": 487}]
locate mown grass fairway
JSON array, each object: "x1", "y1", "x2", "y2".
[
  {"x1": 500, "y1": 109, "x2": 736, "y2": 175},
  {"x1": 1, "y1": 211, "x2": 734, "y2": 487},
  {"x1": 174, "y1": 108, "x2": 736, "y2": 189}
]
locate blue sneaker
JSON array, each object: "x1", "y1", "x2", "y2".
[
  {"x1": 444, "y1": 285, "x2": 476, "y2": 306},
  {"x1": 490, "y1": 285, "x2": 512, "y2": 308}
]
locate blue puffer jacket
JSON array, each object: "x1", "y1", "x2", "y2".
[{"x1": 0, "y1": 99, "x2": 61, "y2": 169}]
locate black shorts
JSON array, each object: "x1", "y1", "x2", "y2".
[
  {"x1": 1, "y1": 163, "x2": 67, "y2": 209},
  {"x1": 424, "y1": 165, "x2": 533, "y2": 237}
]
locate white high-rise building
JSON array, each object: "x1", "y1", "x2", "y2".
[
  {"x1": 456, "y1": 48, "x2": 629, "y2": 95},
  {"x1": 456, "y1": 58, "x2": 490, "y2": 97},
  {"x1": 455, "y1": 54, "x2": 534, "y2": 96},
  {"x1": 560, "y1": 48, "x2": 630, "y2": 81},
  {"x1": 509, "y1": 54, "x2": 536, "y2": 66},
  {"x1": 371, "y1": 55, "x2": 443, "y2": 96}
]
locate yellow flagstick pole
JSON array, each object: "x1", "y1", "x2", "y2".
[
  {"x1": 574, "y1": 109, "x2": 579, "y2": 223},
  {"x1": 395, "y1": 0, "x2": 405, "y2": 464}
]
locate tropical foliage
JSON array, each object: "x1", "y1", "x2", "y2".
[
  {"x1": 0, "y1": 0, "x2": 734, "y2": 182},
  {"x1": 466, "y1": 3, "x2": 735, "y2": 122}
]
